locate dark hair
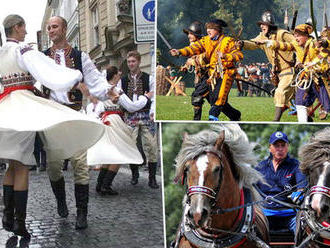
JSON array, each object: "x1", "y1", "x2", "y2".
[{"x1": 106, "y1": 66, "x2": 119, "y2": 81}]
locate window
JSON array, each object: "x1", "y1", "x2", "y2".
[{"x1": 91, "y1": 7, "x2": 99, "y2": 47}]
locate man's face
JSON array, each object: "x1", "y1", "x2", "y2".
[
  {"x1": 294, "y1": 32, "x2": 309, "y2": 46},
  {"x1": 187, "y1": 32, "x2": 198, "y2": 43},
  {"x1": 127, "y1": 56, "x2": 140, "y2": 73},
  {"x1": 47, "y1": 17, "x2": 66, "y2": 43},
  {"x1": 269, "y1": 140, "x2": 289, "y2": 161},
  {"x1": 207, "y1": 28, "x2": 219, "y2": 39},
  {"x1": 260, "y1": 24, "x2": 269, "y2": 35},
  {"x1": 15, "y1": 23, "x2": 27, "y2": 42}
]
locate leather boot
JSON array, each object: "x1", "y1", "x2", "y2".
[
  {"x1": 193, "y1": 107, "x2": 202, "y2": 120},
  {"x1": 75, "y1": 184, "x2": 89, "y2": 230},
  {"x1": 148, "y1": 162, "x2": 159, "y2": 189},
  {"x1": 96, "y1": 168, "x2": 107, "y2": 193},
  {"x1": 130, "y1": 164, "x2": 139, "y2": 185},
  {"x1": 2, "y1": 185, "x2": 14, "y2": 231},
  {"x1": 50, "y1": 177, "x2": 68, "y2": 218},
  {"x1": 273, "y1": 107, "x2": 283, "y2": 121},
  {"x1": 101, "y1": 171, "x2": 118, "y2": 195},
  {"x1": 13, "y1": 190, "x2": 30, "y2": 240}
]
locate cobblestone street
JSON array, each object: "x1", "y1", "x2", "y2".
[{"x1": 0, "y1": 166, "x2": 164, "y2": 248}]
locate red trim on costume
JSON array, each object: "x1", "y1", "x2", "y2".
[
  {"x1": 231, "y1": 237, "x2": 247, "y2": 248},
  {"x1": 323, "y1": 238, "x2": 330, "y2": 245},
  {"x1": 322, "y1": 221, "x2": 330, "y2": 228},
  {"x1": 101, "y1": 111, "x2": 123, "y2": 125},
  {"x1": 0, "y1": 85, "x2": 34, "y2": 101}
]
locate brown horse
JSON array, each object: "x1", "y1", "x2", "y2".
[
  {"x1": 296, "y1": 127, "x2": 330, "y2": 247},
  {"x1": 171, "y1": 124, "x2": 269, "y2": 248}
]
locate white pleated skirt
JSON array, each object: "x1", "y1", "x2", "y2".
[
  {"x1": 0, "y1": 90, "x2": 105, "y2": 165},
  {"x1": 87, "y1": 114, "x2": 143, "y2": 165}
]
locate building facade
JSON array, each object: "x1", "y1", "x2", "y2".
[{"x1": 78, "y1": 0, "x2": 154, "y2": 74}]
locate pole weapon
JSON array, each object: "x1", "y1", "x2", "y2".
[
  {"x1": 235, "y1": 75, "x2": 273, "y2": 96},
  {"x1": 310, "y1": 0, "x2": 319, "y2": 40}
]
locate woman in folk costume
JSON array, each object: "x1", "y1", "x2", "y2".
[
  {"x1": 0, "y1": 15, "x2": 105, "y2": 239},
  {"x1": 87, "y1": 66, "x2": 152, "y2": 195}
]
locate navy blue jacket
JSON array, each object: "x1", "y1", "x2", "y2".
[{"x1": 256, "y1": 154, "x2": 307, "y2": 209}]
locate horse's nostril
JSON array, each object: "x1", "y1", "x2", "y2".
[
  {"x1": 188, "y1": 209, "x2": 193, "y2": 219},
  {"x1": 321, "y1": 204, "x2": 329, "y2": 215},
  {"x1": 201, "y1": 208, "x2": 208, "y2": 219}
]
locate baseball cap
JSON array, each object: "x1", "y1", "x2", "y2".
[{"x1": 269, "y1": 131, "x2": 289, "y2": 144}]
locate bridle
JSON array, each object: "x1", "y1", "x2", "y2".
[
  {"x1": 296, "y1": 162, "x2": 330, "y2": 247},
  {"x1": 186, "y1": 151, "x2": 223, "y2": 208}
]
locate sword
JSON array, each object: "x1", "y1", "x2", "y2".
[
  {"x1": 157, "y1": 29, "x2": 172, "y2": 50},
  {"x1": 235, "y1": 75, "x2": 273, "y2": 96}
]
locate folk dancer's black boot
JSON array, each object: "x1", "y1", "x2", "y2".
[
  {"x1": 2, "y1": 185, "x2": 14, "y2": 231},
  {"x1": 50, "y1": 177, "x2": 69, "y2": 218},
  {"x1": 130, "y1": 164, "x2": 139, "y2": 185},
  {"x1": 101, "y1": 170, "x2": 118, "y2": 195},
  {"x1": 13, "y1": 190, "x2": 31, "y2": 240},
  {"x1": 96, "y1": 168, "x2": 107, "y2": 193},
  {"x1": 75, "y1": 184, "x2": 89, "y2": 230},
  {"x1": 148, "y1": 162, "x2": 159, "y2": 189}
]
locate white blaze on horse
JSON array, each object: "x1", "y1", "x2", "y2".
[
  {"x1": 171, "y1": 124, "x2": 270, "y2": 248},
  {"x1": 296, "y1": 127, "x2": 330, "y2": 247}
]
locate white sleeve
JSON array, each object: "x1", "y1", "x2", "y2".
[
  {"x1": 17, "y1": 45, "x2": 82, "y2": 91},
  {"x1": 149, "y1": 75, "x2": 155, "y2": 116},
  {"x1": 118, "y1": 94, "x2": 148, "y2": 113},
  {"x1": 81, "y1": 52, "x2": 110, "y2": 100}
]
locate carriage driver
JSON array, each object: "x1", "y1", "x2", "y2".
[{"x1": 255, "y1": 131, "x2": 308, "y2": 233}]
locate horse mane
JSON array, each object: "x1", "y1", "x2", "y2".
[
  {"x1": 299, "y1": 127, "x2": 330, "y2": 175},
  {"x1": 174, "y1": 124, "x2": 264, "y2": 199}
]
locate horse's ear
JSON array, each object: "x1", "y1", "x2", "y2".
[{"x1": 214, "y1": 130, "x2": 225, "y2": 151}]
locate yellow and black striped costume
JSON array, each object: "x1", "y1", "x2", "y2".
[{"x1": 178, "y1": 34, "x2": 243, "y2": 106}]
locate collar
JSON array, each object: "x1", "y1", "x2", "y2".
[
  {"x1": 211, "y1": 34, "x2": 220, "y2": 41},
  {"x1": 6, "y1": 38, "x2": 19, "y2": 43}
]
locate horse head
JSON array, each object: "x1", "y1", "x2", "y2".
[
  {"x1": 300, "y1": 128, "x2": 330, "y2": 223},
  {"x1": 185, "y1": 131, "x2": 226, "y2": 228}
]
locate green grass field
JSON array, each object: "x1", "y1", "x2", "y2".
[{"x1": 156, "y1": 88, "x2": 329, "y2": 122}]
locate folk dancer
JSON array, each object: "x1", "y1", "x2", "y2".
[
  {"x1": 0, "y1": 15, "x2": 104, "y2": 240},
  {"x1": 238, "y1": 11, "x2": 296, "y2": 121},
  {"x1": 43, "y1": 16, "x2": 115, "y2": 229},
  {"x1": 266, "y1": 24, "x2": 330, "y2": 122},
  {"x1": 170, "y1": 19, "x2": 243, "y2": 121},
  {"x1": 86, "y1": 66, "x2": 153, "y2": 195},
  {"x1": 119, "y1": 51, "x2": 159, "y2": 189}
]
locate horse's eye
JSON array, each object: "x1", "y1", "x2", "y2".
[{"x1": 213, "y1": 166, "x2": 221, "y2": 173}]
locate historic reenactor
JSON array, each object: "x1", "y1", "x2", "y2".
[
  {"x1": 238, "y1": 11, "x2": 296, "y2": 121},
  {"x1": 181, "y1": 21, "x2": 210, "y2": 120},
  {"x1": 43, "y1": 16, "x2": 113, "y2": 229},
  {"x1": 0, "y1": 15, "x2": 104, "y2": 240},
  {"x1": 120, "y1": 50, "x2": 159, "y2": 189},
  {"x1": 171, "y1": 19, "x2": 243, "y2": 121},
  {"x1": 266, "y1": 24, "x2": 330, "y2": 122}
]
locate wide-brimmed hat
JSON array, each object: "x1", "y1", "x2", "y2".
[
  {"x1": 294, "y1": 24, "x2": 313, "y2": 36},
  {"x1": 205, "y1": 19, "x2": 228, "y2": 31}
]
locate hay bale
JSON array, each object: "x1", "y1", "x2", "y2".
[{"x1": 156, "y1": 65, "x2": 170, "y2": 95}]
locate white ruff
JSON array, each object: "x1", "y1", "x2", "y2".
[{"x1": 196, "y1": 154, "x2": 209, "y2": 186}]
